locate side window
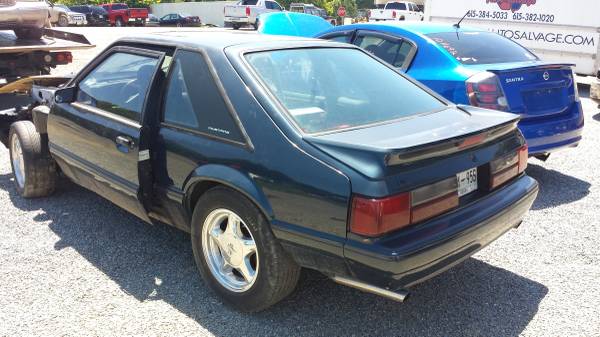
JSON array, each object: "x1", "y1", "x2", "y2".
[
  {"x1": 265, "y1": 1, "x2": 273, "y2": 9},
  {"x1": 77, "y1": 52, "x2": 159, "y2": 121},
  {"x1": 354, "y1": 35, "x2": 414, "y2": 69},
  {"x1": 162, "y1": 50, "x2": 245, "y2": 143}
]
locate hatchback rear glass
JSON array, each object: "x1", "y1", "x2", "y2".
[
  {"x1": 245, "y1": 48, "x2": 445, "y2": 134},
  {"x1": 427, "y1": 31, "x2": 538, "y2": 65},
  {"x1": 240, "y1": 0, "x2": 258, "y2": 5}
]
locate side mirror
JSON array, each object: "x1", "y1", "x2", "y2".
[{"x1": 54, "y1": 86, "x2": 76, "y2": 104}]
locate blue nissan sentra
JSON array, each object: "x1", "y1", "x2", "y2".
[
  {"x1": 259, "y1": 14, "x2": 584, "y2": 158},
  {"x1": 316, "y1": 22, "x2": 584, "y2": 157}
]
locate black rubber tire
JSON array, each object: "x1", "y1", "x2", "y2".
[
  {"x1": 232, "y1": 23, "x2": 241, "y2": 30},
  {"x1": 57, "y1": 15, "x2": 69, "y2": 27},
  {"x1": 253, "y1": 19, "x2": 259, "y2": 30},
  {"x1": 8, "y1": 121, "x2": 57, "y2": 198},
  {"x1": 191, "y1": 187, "x2": 300, "y2": 312},
  {"x1": 13, "y1": 28, "x2": 44, "y2": 40}
]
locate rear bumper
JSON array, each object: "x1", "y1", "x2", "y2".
[
  {"x1": 344, "y1": 175, "x2": 538, "y2": 291},
  {"x1": 519, "y1": 102, "x2": 584, "y2": 155},
  {"x1": 224, "y1": 16, "x2": 251, "y2": 24}
]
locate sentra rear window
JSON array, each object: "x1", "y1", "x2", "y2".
[
  {"x1": 427, "y1": 32, "x2": 538, "y2": 65},
  {"x1": 245, "y1": 48, "x2": 445, "y2": 134}
]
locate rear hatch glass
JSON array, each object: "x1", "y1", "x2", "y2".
[{"x1": 245, "y1": 48, "x2": 446, "y2": 134}]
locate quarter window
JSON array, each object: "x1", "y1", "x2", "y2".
[
  {"x1": 162, "y1": 50, "x2": 244, "y2": 143},
  {"x1": 354, "y1": 35, "x2": 414, "y2": 69},
  {"x1": 77, "y1": 52, "x2": 158, "y2": 121}
]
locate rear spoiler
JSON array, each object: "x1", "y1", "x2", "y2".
[
  {"x1": 386, "y1": 117, "x2": 519, "y2": 166},
  {"x1": 487, "y1": 63, "x2": 575, "y2": 74}
]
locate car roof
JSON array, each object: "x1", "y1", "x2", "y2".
[
  {"x1": 117, "y1": 31, "x2": 336, "y2": 51},
  {"x1": 345, "y1": 22, "x2": 482, "y2": 36}
]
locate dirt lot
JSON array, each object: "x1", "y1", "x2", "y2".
[{"x1": 0, "y1": 27, "x2": 599, "y2": 336}]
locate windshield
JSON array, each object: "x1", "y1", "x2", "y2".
[
  {"x1": 246, "y1": 48, "x2": 445, "y2": 134},
  {"x1": 427, "y1": 31, "x2": 538, "y2": 65}
]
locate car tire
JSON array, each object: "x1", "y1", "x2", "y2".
[
  {"x1": 191, "y1": 187, "x2": 300, "y2": 312},
  {"x1": 8, "y1": 121, "x2": 57, "y2": 198},
  {"x1": 58, "y1": 15, "x2": 69, "y2": 27},
  {"x1": 232, "y1": 23, "x2": 241, "y2": 30},
  {"x1": 176, "y1": 22, "x2": 182, "y2": 27},
  {"x1": 13, "y1": 28, "x2": 44, "y2": 40},
  {"x1": 115, "y1": 17, "x2": 124, "y2": 27},
  {"x1": 253, "y1": 19, "x2": 259, "y2": 30}
]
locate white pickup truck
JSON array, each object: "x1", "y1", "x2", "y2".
[
  {"x1": 224, "y1": 0, "x2": 283, "y2": 30},
  {"x1": 369, "y1": 1, "x2": 423, "y2": 22}
]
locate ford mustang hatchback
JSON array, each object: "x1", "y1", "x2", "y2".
[{"x1": 5, "y1": 33, "x2": 538, "y2": 312}]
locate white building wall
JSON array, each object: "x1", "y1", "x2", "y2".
[{"x1": 150, "y1": 1, "x2": 237, "y2": 27}]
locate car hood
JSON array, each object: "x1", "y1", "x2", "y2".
[{"x1": 304, "y1": 105, "x2": 519, "y2": 179}]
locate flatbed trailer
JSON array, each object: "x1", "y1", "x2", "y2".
[{"x1": 0, "y1": 28, "x2": 93, "y2": 144}]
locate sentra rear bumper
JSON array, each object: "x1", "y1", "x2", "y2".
[
  {"x1": 519, "y1": 102, "x2": 584, "y2": 155},
  {"x1": 344, "y1": 175, "x2": 538, "y2": 291}
]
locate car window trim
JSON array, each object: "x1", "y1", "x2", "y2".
[
  {"x1": 354, "y1": 30, "x2": 418, "y2": 71},
  {"x1": 319, "y1": 30, "x2": 356, "y2": 43},
  {"x1": 72, "y1": 45, "x2": 165, "y2": 125},
  {"x1": 159, "y1": 47, "x2": 253, "y2": 151}
]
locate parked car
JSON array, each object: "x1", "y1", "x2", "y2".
[
  {"x1": 317, "y1": 22, "x2": 584, "y2": 157},
  {"x1": 224, "y1": 0, "x2": 283, "y2": 30},
  {"x1": 3, "y1": 32, "x2": 538, "y2": 311},
  {"x1": 368, "y1": 1, "x2": 423, "y2": 22},
  {"x1": 289, "y1": 3, "x2": 334, "y2": 25},
  {"x1": 69, "y1": 5, "x2": 109, "y2": 26},
  {"x1": 159, "y1": 13, "x2": 200, "y2": 27},
  {"x1": 0, "y1": 0, "x2": 48, "y2": 40},
  {"x1": 100, "y1": 2, "x2": 148, "y2": 27},
  {"x1": 49, "y1": 4, "x2": 86, "y2": 27}
]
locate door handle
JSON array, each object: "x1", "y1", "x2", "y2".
[{"x1": 115, "y1": 135, "x2": 134, "y2": 149}]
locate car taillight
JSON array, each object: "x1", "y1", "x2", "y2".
[
  {"x1": 466, "y1": 72, "x2": 509, "y2": 111},
  {"x1": 246, "y1": 6, "x2": 250, "y2": 16},
  {"x1": 50, "y1": 52, "x2": 72, "y2": 64},
  {"x1": 392, "y1": 10, "x2": 396, "y2": 18},
  {"x1": 571, "y1": 69, "x2": 581, "y2": 102},
  {"x1": 489, "y1": 145, "x2": 528, "y2": 189},
  {"x1": 350, "y1": 177, "x2": 459, "y2": 237}
]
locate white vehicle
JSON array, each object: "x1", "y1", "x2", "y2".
[
  {"x1": 224, "y1": 0, "x2": 283, "y2": 30},
  {"x1": 424, "y1": 0, "x2": 600, "y2": 98},
  {"x1": 368, "y1": 1, "x2": 423, "y2": 22},
  {"x1": 49, "y1": 4, "x2": 86, "y2": 27}
]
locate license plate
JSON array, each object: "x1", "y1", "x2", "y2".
[{"x1": 457, "y1": 168, "x2": 478, "y2": 197}]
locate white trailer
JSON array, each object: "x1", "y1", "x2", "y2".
[{"x1": 424, "y1": 0, "x2": 600, "y2": 97}]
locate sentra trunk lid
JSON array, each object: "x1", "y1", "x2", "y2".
[{"x1": 469, "y1": 62, "x2": 577, "y2": 120}]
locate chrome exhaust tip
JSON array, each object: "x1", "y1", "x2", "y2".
[{"x1": 332, "y1": 276, "x2": 409, "y2": 302}]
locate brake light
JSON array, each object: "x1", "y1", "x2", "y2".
[
  {"x1": 489, "y1": 145, "x2": 528, "y2": 189},
  {"x1": 52, "y1": 52, "x2": 72, "y2": 64},
  {"x1": 466, "y1": 72, "x2": 509, "y2": 111},
  {"x1": 246, "y1": 6, "x2": 250, "y2": 16},
  {"x1": 350, "y1": 177, "x2": 459, "y2": 237},
  {"x1": 392, "y1": 10, "x2": 396, "y2": 18}
]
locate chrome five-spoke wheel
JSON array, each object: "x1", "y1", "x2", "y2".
[{"x1": 202, "y1": 208, "x2": 258, "y2": 292}]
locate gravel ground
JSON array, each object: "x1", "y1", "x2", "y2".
[{"x1": 0, "y1": 27, "x2": 599, "y2": 337}]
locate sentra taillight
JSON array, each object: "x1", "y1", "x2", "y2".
[
  {"x1": 350, "y1": 177, "x2": 459, "y2": 237},
  {"x1": 489, "y1": 145, "x2": 528, "y2": 189},
  {"x1": 466, "y1": 72, "x2": 509, "y2": 111},
  {"x1": 245, "y1": 6, "x2": 251, "y2": 16}
]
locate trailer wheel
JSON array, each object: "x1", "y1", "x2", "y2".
[
  {"x1": 13, "y1": 28, "x2": 44, "y2": 40},
  {"x1": 58, "y1": 15, "x2": 69, "y2": 27},
  {"x1": 8, "y1": 121, "x2": 56, "y2": 198}
]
